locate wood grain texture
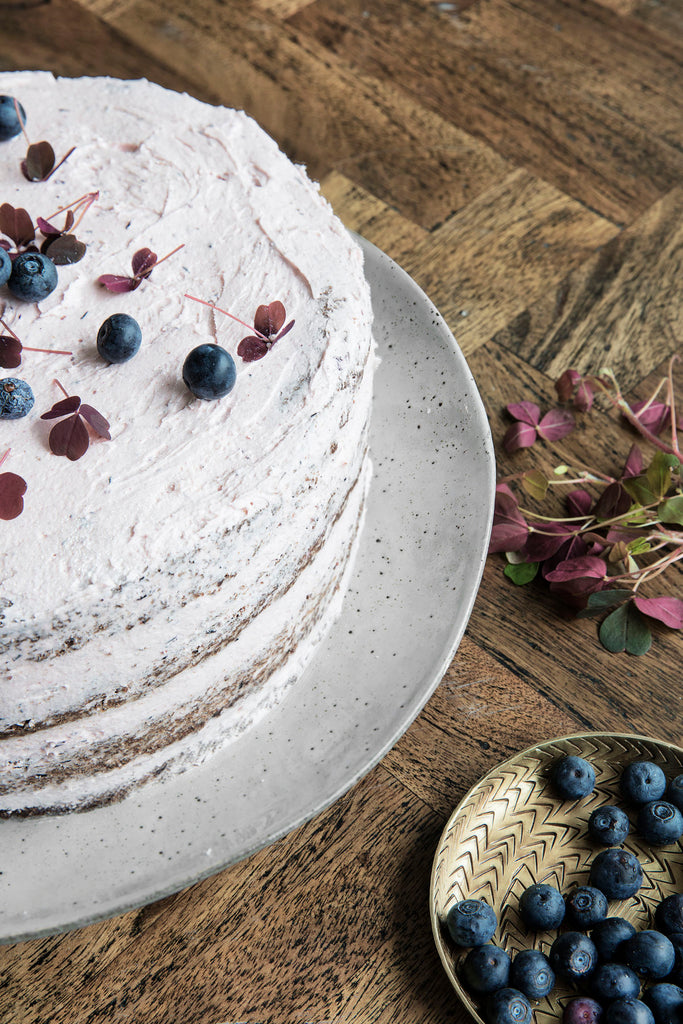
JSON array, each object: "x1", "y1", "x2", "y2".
[
  {"x1": 288, "y1": 0, "x2": 683, "y2": 224},
  {"x1": 1, "y1": 0, "x2": 682, "y2": 1020}
]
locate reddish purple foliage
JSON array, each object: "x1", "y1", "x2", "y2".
[
  {"x1": 632, "y1": 595, "x2": 683, "y2": 629},
  {"x1": 536, "y1": 408, "x2": 575, "y2": 442},
  {"x1": 0, "y1": 202, "x2": 35, "y2": 252},
  {"x1": 503, "y1": 402, "x2": 574, "y2": 453},
  {"x1": 41, "y1": 390, "x2": 111, "y2": 461},
  {"x1": 555, "y1": 368, "x2": 595, "y2": 412},
  {"x1": 0, "y1": 471, "x2": 27, "y2": 520},
  {"x1": 237, "y1": 301, "x2": 295, "y2": 363},
  {"x1": 0, "y1": 336, "x2": 22, "y2": 369},
  {"x1": 488, "y1": 485, "x2": 529, "y2": 553},
  {"x1": 98, "y1": 244, "x2": 183, "y2": 292}
]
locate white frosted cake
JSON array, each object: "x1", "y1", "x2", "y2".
[{"x1": 0, "y1": 73, "x2": 375, "y2": 815}]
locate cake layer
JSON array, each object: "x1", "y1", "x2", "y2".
[{"x1": 0, "y1": 74, "x2": 375, "y2": 814}]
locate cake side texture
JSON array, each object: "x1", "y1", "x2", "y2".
[{"x1": 0, "y1": 73, "x2": 375, "y2": 814}]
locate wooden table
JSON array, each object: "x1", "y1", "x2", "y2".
[{"x1": 1, "y1": 1, "x2": 682, "y2": 1021}]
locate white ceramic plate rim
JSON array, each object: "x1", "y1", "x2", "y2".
[{"x1": 0, "y1": 236, "x2": 495, "y2": 943}]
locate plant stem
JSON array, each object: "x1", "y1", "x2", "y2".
[{"x1": 185, "y1": 294, "x2": 269, "y2": 341}]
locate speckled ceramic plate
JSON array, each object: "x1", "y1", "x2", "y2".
[
  {"x1": 431, "y1": 733, "x2": 683, "y2": 1024},
  {"x1": 0, "y1": 236, "x2": 495, "y2": 943}
]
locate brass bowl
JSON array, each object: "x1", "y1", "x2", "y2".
[{"x1": 430, "y1": 733, "x2": 683, "y2": 1024}]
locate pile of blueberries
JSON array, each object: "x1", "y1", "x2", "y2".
[{"x1": 445, "y1": 754, "x2": 683, "y2": 1024}]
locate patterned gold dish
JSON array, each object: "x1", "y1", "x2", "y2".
[{"x1": 430, "y1": 733, "x2": 683, "y2": 1024}]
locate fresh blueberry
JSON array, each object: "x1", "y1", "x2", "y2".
[
  {"x1": 549, "y1": 931, "x2": 598, "y2": 981},
  {"x1": 591, "y1": 963, "x2": 641, "y2": 1003},
  {"x1": 643, "y1": 983, "x2": 683, "y2": 1024},
  {"x1": 666, "y1": 776, "x2": 683, "y2": 814},
  {"x1": 97, "y1": 313, "x2": 142, "y2": 364},
  {"x1": 605, "y1": 999, "x2": 655, "y2": 1024},
  {"x1": 462, "y1": 944, "x2": 511, "y2": 994},
  {"x1": 510, "y1": 949, "x2": 555, "y2": 1000},
  {"x1": 485, "y1": 987, "x2": 533, "y2": 1024},
  {"x1": 591, "y1": 918, "x2": 638, "y2": 962},
  {"x1": 563, "y1": 997, "x2": 604, "y2": 1024},
  {"x1": 519, "y1": 883, "x2": 566, "y2": 930},
  {"x1": 655, "y1": 897, "x2": 683, "y2": 936},
  {"x1": 566, "y1": 886, "x2": 609, "y2": 928},
  {"x1": 621, "y1": 762, "x2": 667, "y2": 805},
  {"x1": 7, "y1": 251, "x2": 58, "y2": 302},
  {"x1": 622, "y1": 931, "x2": 676, "y2": 980},
  {"x1": 446, "y1": 898, "x2": 497, "y2": 946},
  {"x1": 637, "y1": 801, "x2": 683, "y2": 846},
  {"x1": 0, "y1": 247, "x2": 11, "y2": 287},
  {"x1": 589, "y1": 805, "x2": 631, "y2": 846},
  {"x1": 0, "y1": 95, "x2": 26, "y2": 141},
  {"x1": 666, "y1": 932, "x2": 683, "y2": 986},
  {"x1": 182, "y1": 343, "x2": 236, "y2": 401},
  {"x1": 0, "y1": 378, "x2": 34, "y2": 419},
  {"x1": 553, "y1": 755, "x2": 596, "y2": 798},
  {"x1": 589, "y1": 849, "x2": 643, "y2": 900}
]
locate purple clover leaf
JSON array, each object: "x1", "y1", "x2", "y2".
[
  {"x1": 488, "y1": 484, "x2": 529, "y2": 554},
  {"x1": 503, "y1": 403, "x2": 574, "y2": 453},
  {"x1": 545, "y1": 554, "x2": 608, "y2": 603},
  {"x1": 632, "y1": 595, "x2": 683, "y2": 630},
  {"x1": 555, "y1": 368, "x2": 595, "y2": 412}
]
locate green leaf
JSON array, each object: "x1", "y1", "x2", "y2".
[
  {"x1": 521, "y1": 469, "x2": 548, "y2": 500},
  {"x1": 599, "y1": 603, "x2": 652, "y2": 655},
  {"x1": 577, "y1": 589, "x2": 632, "y2": 617},
  {"x1": 622, "y1": 474, "x2": 657, "y2": 507},
  {"x1": 553, "y1": 464, "x2": 570, "y2": 476},
  {"x1": 627, "y1": 537, "x2": 652, "y2": 556},
  {"x1": 658, "y1": 494, "x2": 683, "y2": 526},
  {"x1": 646, "y1": 451, "x2": 676, "y2": 501},
  {"x1": 504, "y1": 561, "x2": 539, "y2": 585}
]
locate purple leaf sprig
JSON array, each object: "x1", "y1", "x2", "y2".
[
  {"x1": 0, "y1": 202, "x2": 38, "y2": 261},
  {"x1": 503, "y1": 401, "x2": 575, "y2": 453},
  {"x1": 0, "y1": 448, "x2": 27, "y2": 521},
  {"x1": 185, "y1": 295, "x2": 295, "y2": 363},
  {"x1": 98, "y1": 243, "x2": 185, "y2": 292},
  {"x1": 0, "y1": 317, "x2": 73, "y2": 369},
  {"x1": 13, "y1": 98, "x2": 76, "y2": 184},
  {"x1": 0, "y1": 192, "x2": 97, "y2": 266},
  {"x1": 36, "y1": 191, "x2": 98, "y2": 265},
  {"x1": 40, "y1": 379, "x2": 111, "y2": 462},
  {"x1": 490, "y1": 360, "x2": 683, "y2": 655}
]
